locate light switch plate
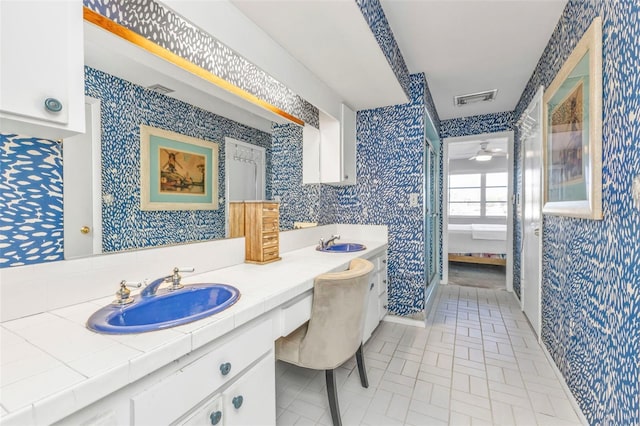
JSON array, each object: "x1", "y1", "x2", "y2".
[
  {"x1": 409, "y1": 193, "x2": 419, "y2": 207},
  {"x1": 633, "y1": 175, "x2": 640, "y2": 210}
]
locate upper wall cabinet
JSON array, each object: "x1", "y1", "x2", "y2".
[
  {"x1": 0, "y1": 1, "x2": 85, "y2": 140},
  {"x1": 303, "y1": 103, "x2": 356, "y2": 186}
]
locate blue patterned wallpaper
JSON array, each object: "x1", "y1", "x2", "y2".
[
  {"x1": 330, "y1": 73, "x2": 436, "y2": 316},
  {"x1": 85, "y1": 67, "x2": 272, "y2": 253},
  {"x1": 512, "y1": 1, "x2": 640, "y2": 423},
  {"x1": 84, "y1": 0, "x2": 319, "y2": 127},
  {"x1": 440, "y1": 111, "x2": 514, "y2": 139},
  {"x1": 355, "y1": 0, "x2": 411, "y2": 100},
  {"x1": 0, "y1": 135, "x2": 64, "y2": 267}
]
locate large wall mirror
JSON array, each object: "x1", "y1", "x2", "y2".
[{"x1": 62, "y1": 14, "x2": 304, "y2": 259}]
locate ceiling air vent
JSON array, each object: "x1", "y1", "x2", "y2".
[
  {"x1": 454, "y1": 89, "x2": 497, "y2": 107},
  {"x1": 147, "y1": 84, "x2": 174, "y2": 95}
]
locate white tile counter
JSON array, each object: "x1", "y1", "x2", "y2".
[{"x1": 0, "y1": 227, "x2": 387, "y2": 425}]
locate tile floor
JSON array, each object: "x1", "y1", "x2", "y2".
[{"x1": 275, "y1": 285, "x2": 583, "y2": 425}]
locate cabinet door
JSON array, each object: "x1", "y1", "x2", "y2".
[
  {"x1": 0, "y1": 0, "x2": 84, "y2": 138},
  {"x1": 363, "y1": 277, "x2": 379, "y2": 342},
  {"x1": 340, "y1": 103, "x2": 356, "y2": 185},
  {"x1": 223, "y1": 352, "x2": 276, "y2": 426},
  {"x1": 302, "y1": 124, "x2": 321, "y2": 184},
  {"x1": 179, "y1": 395, "x2": 223, "y2": 426}
]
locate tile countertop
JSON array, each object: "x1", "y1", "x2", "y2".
[{"x1": 0, "y1": 241, "x2": 388, "y2": 426}]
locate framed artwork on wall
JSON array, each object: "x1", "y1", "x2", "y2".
[
  {"x1": 542, "y1": 16, "x2": 602, "y2": 220},
  {"x1": 140, "y1": 125, "x2": 219, "y2": 211}
]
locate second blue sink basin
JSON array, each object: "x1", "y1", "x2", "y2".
[
  {"x1": 317, "y1": 243, "x2": 366, "y2": 253},
  {"x1": 87, "y1": 283, "x2": 240, "y2": 334}
]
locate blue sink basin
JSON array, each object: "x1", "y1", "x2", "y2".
[
  {"x1": 87, "y1": 283, "x2": 240, "y2": 334},
  {"x1": 317, "y1": 243, "x2": 366, "y2": 253}
]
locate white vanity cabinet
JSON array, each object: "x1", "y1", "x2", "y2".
[
  {"x1": 180, "y1": 353, "x2": 275, "y2": 426},
  {"x1": 132, "y1": 320, "x2": 274, "y2": 425},
  {"x1": 55, "y1": 320, "x2": 275, "y2": 426},
  {"x1": 0, "y1": 0, "x2": 85, "y2": 139},
  {"x1": 303, "y1": 103, "x2": 356, "y2": 185},
  {"x1": 363, "y1": 251, "x2": 388, "y2": 342}
]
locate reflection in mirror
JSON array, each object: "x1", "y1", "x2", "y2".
[
  {"x1": 63, "y1": 98, "x2": 102, "y2": 259},
  {"x1": 72, "y1": 18, "x2": 288, "y2": 257},
  {"x1": 224, "y1": 138, "x2": 268, "y2": 238}
]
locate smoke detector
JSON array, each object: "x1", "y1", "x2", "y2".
[
  {"x1": 454, "y1": 89, "x2": 497, "y2": 107},
  {"x1": 147, "y1": 84, "x2": 174, "y2": 95}
]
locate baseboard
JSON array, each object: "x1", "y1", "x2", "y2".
[
  {"x1": 540, "y1": 341, "x2": 589, "y2": 425},
  {"x1": 381, "y1": 314, "x2": 426, "y2": 328}
]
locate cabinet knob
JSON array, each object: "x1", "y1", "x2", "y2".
[
  {"x1": 382, "y1": 259, "x2": 387, "y2": 264},
  {"x1": 232, "y1": 395, "x2": 244, "y2": 409},
  {"x1": 44, "y1": 97, "x2": 63, "y2": 113},
  {"x1": 209, "y1": 410, "x2": 222, "y2": 425},
  {"x1": 80, "y1": 226, "x2": 90, "y2": 234},
  {"x1": 370, "y1": 282, "x2": 374, "y2": 290},
  {"x1": 219, "y1": 362, "x2": 231, "y2": 376}
]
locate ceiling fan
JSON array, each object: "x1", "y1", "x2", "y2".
[{"x1": 469, "y1": 141, "x2": 507, "y2": 162}]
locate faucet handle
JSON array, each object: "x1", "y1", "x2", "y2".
[
  {"x1": 169, "y1": 267, "x2": 195, "y2": 291},
  {"x1": 113, "y1": 280, "x2": 140, "y2": 305}
]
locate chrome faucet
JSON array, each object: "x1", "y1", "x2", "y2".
[
  {"x1": 141, "y1": 267, "x2": 194, "y2": 297},
  {"x1": 319, "y1": 234, "x2": 340, "y2": 249}
]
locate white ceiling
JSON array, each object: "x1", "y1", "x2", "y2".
[
  {"x1": 230, "y1": 0, "x2": 567, "y2": 120},
  {"x1": 448, "y1": 136, "x2": 508, "y2": 160},
  {"x1": 230, "y1": 0, "x2": 409, "y2": 112},
  {"x1": 381, "y1": 0, "x2": 568, "y2": 120}
]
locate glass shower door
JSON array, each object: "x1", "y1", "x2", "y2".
[{"x1": 425, "y1": 138, "x2": 440, "y2": 286}]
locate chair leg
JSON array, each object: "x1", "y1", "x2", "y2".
[
  {"x1": 325, "y1": 369, "x2": 342, "y2": 426},
  {"x1": 356, "y1": 343, "x2": 369, "y2": 388}
]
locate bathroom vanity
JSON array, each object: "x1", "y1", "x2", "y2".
[{"x1": 0, "y1": 225, "x2": 388, "y2": 425}]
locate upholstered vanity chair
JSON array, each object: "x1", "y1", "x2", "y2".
[{"x1": 275, "y1": 258, "x2": 375, "y2": 426}]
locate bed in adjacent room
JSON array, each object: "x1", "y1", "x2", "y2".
[{"x1": 448, "y1": 223, "x2": 507, "y2": 266}]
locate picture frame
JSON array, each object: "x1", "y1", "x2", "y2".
[
  {"x1": 542, "y1": 16, "x2": 602, "y2": 219},
  {"x1": 140, "y1": 125, "x2": 219, "y2": 211}
]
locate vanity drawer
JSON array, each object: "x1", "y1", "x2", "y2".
[
  {"x1": 263, "y1": 217, "x2": 279, "y2": 232},
  {"x1": 262, "y1": 232, "x2": 279, "y2": 247},
  {"x1": 376, "y1": 255, "x2": 388, "y2": 272},
  {"x1": 378, "y1": 271, "x2": 388, "y2": 296},
  {"x1": 263, "y1": 247, "x2": 280, "y2": 261},
  {"x1": 378, "y1": 291, "x2": 388, "y2": 320},
  {"x1": 131, "y1": 319, "x2": 272, "y2": 425},
  {"x1": 262, "y1": 203, "x2": 279, "y2": 217},
  {"x1": 280, "y1": 292, "x2": 313, "y2": 336}
]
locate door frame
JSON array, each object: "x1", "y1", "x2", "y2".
[
  {"x1": 424, "y1": 110, "x2": 441, "y2": 318},
  {"x1": 442, "y1": 131, "x2": 515, "y2": 293},
  {"x1": 63, "y1": 96, "x2": 102, "y2": 257},
  {"x1": 519, "y1": 86, "x2": 544, "y2": 340},
  {"x1": 224, "y1": 137, "x2": 266, "y2": 237}
]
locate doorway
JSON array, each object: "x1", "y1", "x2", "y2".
[
  {"x1": 224, "y1": 137, "x2": 266, "y2": 237},
  {"x1": 63, "y1": 97, "x2": 102, "y2": 259},
  {"x1": 442, "y1": 131, "x2": 514, "y2": 292},
  {"x1": 519, "y1": 86, "x2": 544, "y2": 339}
]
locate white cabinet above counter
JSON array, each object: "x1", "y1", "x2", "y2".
[
  {"x1": 0, "y1": 1, "x2": 85, "y2": 140},
  {"x1": 303, "y1": 103, "x2": 356, "y2": 186}
]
